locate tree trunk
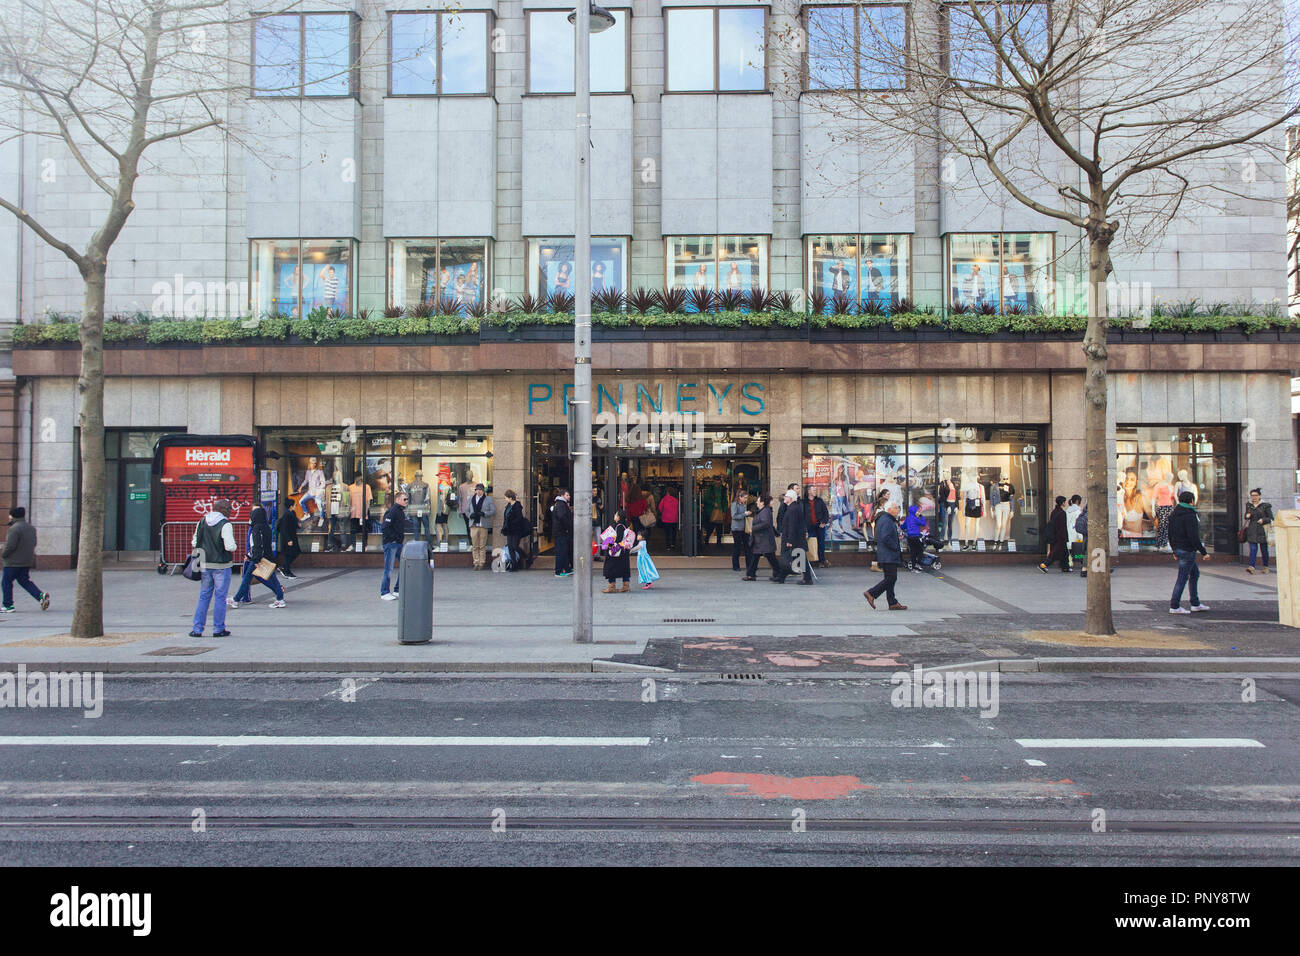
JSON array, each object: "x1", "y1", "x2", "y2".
[
  {"x1": 71, "y1": 263, "x2": 106, "y2": 639},
  {"x1": 1083, "y1": 220, "x2": 1116, "y2": 637}
]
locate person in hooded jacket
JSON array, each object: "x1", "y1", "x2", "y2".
[
  {"x1": 229, "y1": 506, "x2": 286, "y2": 608},
  {"x1": 902, "y1": 503, "x2": 928, "y2": 571},
  {"x1": 276, "y1": 500, "x2": 301, "y2": 578}
]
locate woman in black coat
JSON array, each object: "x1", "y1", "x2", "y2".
[
  {"x1": 602, "y1": 510, "x2": 637, "y2": 593},
  {"x1": 501, "y1": 490, "x2": 526, "y2": 570},
  {"x1": 277, "y1": 500, "x2": 301, "y2": 578},
  {"x1": 231, "y1": 506, "x2": 286, "y2": 606},
  {"x1": 744, "y1": 494, "x2": 780, "y2": 581}
]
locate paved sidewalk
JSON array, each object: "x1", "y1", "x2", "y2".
[{"x1": 0, "y1": 562, "x2": 1293, "y2": 672}]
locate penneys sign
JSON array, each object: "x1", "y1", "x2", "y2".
[{"x1": 528, "y1": 380, "x2": 765, "y2": 417}]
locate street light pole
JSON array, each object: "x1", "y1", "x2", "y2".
[{"x1": 572, "y1": 1, "x2": 594, "y2": 643}]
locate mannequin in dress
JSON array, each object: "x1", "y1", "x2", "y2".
[
  {"x1": 993, "y1": 475, "x2": 1015, "y2": 550},
  {"x1": 960, "y1": 471, "x2": 985, "y2": 551}
]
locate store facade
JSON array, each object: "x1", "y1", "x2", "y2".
[{"x1": 9, "y1": 337, "x2": 1294, "y2": 567}]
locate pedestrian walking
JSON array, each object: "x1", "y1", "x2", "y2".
[
  {"x1": 775, "y1": 483, "x2": 798, "y2": 536},
  {"x1": 730, "y1": 489, "x2": 751, "y2": 572},
  {"x1": 805, "y1": 487, "x2": 831, "y2": 567},
  {"x1": 1, "y1": 507, "x2": 50, "y2": 613},
  {"x1": 774, "y1": 488, "x2": 813, "y2": 585},
  {"x1": 501, "y1": 490, "x2": 528, "y2": 571},
  {"x1": 551, "y1": 489, "x2": 574, "y2": 577},
  {"x1": 1168, "y1": 490, "x2": 1211, "y2": 613},
  {"x1": 1243, "y1": 487, "x2": 1274, "y2": 574},
  {"x1": 379, "y1": 490, "x2": 408, "y2": 601},
  {"x1": 601, "y1": 510, "x2": 637, "y2": 593},
  {"x1": 466, "y1": 483, "x2": 495, "y2": 570},
  {"x1": 864, "y1": 499, "x2": 907, "y2": 610},
  {"x1": 902, "y1": 503, "x2": 928, "y2": 572},
  {"x1": 188, "y1": 499, "x2": 236, "y2": 637},
  {"x1": 744, "y1": 493, "x2": 781, "y2": 580},
  {"x1": 228, "y1": 506, "x2": 286, "y2": 608},
  {"x1": 659, "y1": 488, "x2": 679, "y2": 552},
  {"x1": 1038, "y1": 496, "x2": 1071, "y2": 573},
  {"x1": 276, "y1": 499, "x2": 301, "y2": 578}
]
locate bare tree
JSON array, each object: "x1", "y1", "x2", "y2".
[
  {"x1": 777, "y1": 0, "x2": 1299, "y2": 635},
  {"x1": 0, "y1": 0, "x2": 362, "y2": 637},
  {"x1": 1289, "y1": 125, "x2": 1299, "y2": 315}
]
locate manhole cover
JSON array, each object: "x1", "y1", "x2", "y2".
[
  {"x1": 144, "y1": 646, "x2": 217, "y2": 656},
  {"x1": 664, "y1": 618, "x2": 715, "y2": 623}
]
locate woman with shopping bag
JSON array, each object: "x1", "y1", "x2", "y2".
[
  {"x1": 601, "y1": 510, "x2": 639, "y2": 593},
  {"x1": 634, "y1": 537, "x2": 660, "y2": 590}
]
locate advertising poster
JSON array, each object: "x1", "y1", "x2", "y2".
[
  {"x1": 818, "y1": 258, "x2": 856, "y2": 300},
  {"x1": 952, "y1": 261, "x2": 994, "y2": 307},
  {"x1": 805, "y1": 454, "x2": 876, "y2": 541},
  {"x1": 428, "y1": 261, "x2": 482, "y2": 307}
]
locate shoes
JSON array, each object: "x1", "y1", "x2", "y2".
[
  {"x1": 0, "y1": 606, "x2": 13, "y2": 613},
  {"x1": 1060, "y1": 568, "x2": 1072, "y2": 573},
  {"x1": 742, "y1": 576, "x2": 756, "y2": 581},
  {"x1": 1260, "y1": 568, "x2": 1270, "y2": 575},
  {"x1": 39, "y1": 592, "x2": 50, "y2": 611},
  {"x1": 188, "y1": 630, "x2": 203, "y2": 638},
  {"x1": 797, "y1": 580, "x2": 813, "y2": 585},
  {"x1": 1169, "y1": 606, "x2": 1191, "y2": 614},
  {"x1": 863, "y1": 590, "x2": 877, "y2": 609},
  {"x1": 380, "y1": 593, "x2": 398, "y2": 601},
  {"x1": 212, "y1": 630, "x2": 231, "y2": 637},
  {"x1": 602, "y1": 583, "x2": 617, "y2": 593},
  {"x1": 888, "y1": 603, "x2": 908, "y2": 611},
  {"x1": 1246, "y1": 566, "x2": 1254, "y2": 574},
  {"x1": 1038, "y1": 563, "x2": 1048, "y2": 573},
  {"x1": 226, "y1": 598, "x2": 238, "y2": 609},
  {"x1": 268, "y1": 599, "x2": 287, "y2": 608},
  {"x1": 281, "y1": 569, "x2": 297, "y2": 578},
  {"x1": 621, "y1": 583, "x2": 631, "y2": 592},
  {"x1": 642, "y1": 584, "x2": 653, "y2": 590},
  {"x1": 1190, "y1": 604, "x2": 1211, "y2": 612}
]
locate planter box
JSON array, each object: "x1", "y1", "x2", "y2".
[
  {"x1": 480, "y1": 324, "x2": 569, "y2": 343},
  {"x1": 1214, "y1": 330, "x2": 1248, "y2": 343},
  {"x1": 1242, "y1": 330, "x2": 1280, "y2": 343}
]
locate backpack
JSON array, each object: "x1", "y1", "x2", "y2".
[{"x1": 1075, "y1": 511, "x2": 1088, "y2": 536}]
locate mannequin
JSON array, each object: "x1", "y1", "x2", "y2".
[
  {"x1": 347, "y1": 475, "x2": 371, "y2": 552},
  {"x1": 993, "y1": 476, "x2": 1015, "y2": 550},
  {"x1": 407, "y1": 470, "x2": 432, "y2": 542},
  {"x1": 433, "y1": 481, "x2": 450, "y2": 551},
  {"x1": 325, "y1": 473, "x2": 350, "y2": 552},
  {"x1": 1175, "y1": 469, "x2": 1198, "y2": 505},
  {"x1": 960, "y1": 471, "x2": 985, "y2": 551}
]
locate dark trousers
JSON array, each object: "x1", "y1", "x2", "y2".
[
  {"x1": 907, "y1": 535, "x2": 924, "y2": 568},
  {"x1": 867, "y1": 562, "x2": 899, "y2": 604},
  {"x1": 809, "y1": 525, "x2": 827, "y2": 564},
  {"x1": 663, "y1": 521, "x2": 678, "y2": 551},
  {"x1": 2, "y1": 566, "x2": 42, "y2": 607},
  {"x1": 554, "y1": 533, "x2": 573, "y2": 574},
  {"x1": 1047, "y1": 541, "x2": 1069, "y2": 571},
  {"x1": 732, "y1": 530, "x2": 749, "y2": 570},
  {"x1": 279, "y1": 539, "x2": 300, "y2": 571},
  {"x1": 1171, "y1": 549, "x2": 1201, "y2": 608},
  {"x1": 747, "y1": 550, "x2": 780, "y2": 578},
  {"x1": 776, "y1": 544, "x2": 812, "y2": 583},
  {"x1": 1249, "y1": 541, "x2": 1269, "y2": 568}
]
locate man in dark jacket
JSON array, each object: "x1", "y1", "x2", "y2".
[
  {"x1": 1168, "y1": 490, "x2": 1210, "y2": 613},
  {"x1": 1, "y1": 507, "x2": 49, "y2": 613},
  {"x1": 276, "y1": 500, "x2": 301, "y2": 578},
  {"x1": 551, "y1": 489, "x2": 574, "y2": 577},
  {"x1": 380, "y1": 491, "x2": 408, "y2": 600},
  {"x1": 230, "y1": 506, "x2": 286, "y2": 608},
  {"x1": 774, "y1": 488, "x2": 812, "y2": 584},
  {"x1": 804, "y1": 487, "x2": 832, "y2": 568},
  {"x1": 1038, "y1": 496, "x2": 1071, "y2": 573},
  {"x1": 864, "y1": 500, "x2": 907, "y2": 610}
]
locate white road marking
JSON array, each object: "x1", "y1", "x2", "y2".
[
  {"x1": 1024, "y1": 759, "x2": 1047, "y2": 766},
  {"x1": 0, "y1": 735, "x2": 651, "y2": 748},
  {"x1": 1016, "y1": 738, "x2": 1263, "y2": 749}
]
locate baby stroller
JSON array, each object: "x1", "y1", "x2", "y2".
[{"x1": 910, "y1": 531, "x2": 944, "y2": 572}]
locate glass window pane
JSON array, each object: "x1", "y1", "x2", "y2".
[
  {"x1": 718, "y1": 8, "x2": 765, "y2": 91},
  {"x1": 669, "y1": 236, "x2": 716, "y2": 291},
  {"x1": 1000, "y1": 233, "x2": 1053, "y2": 312},
  {"x1": 948, "y1": 233, "x2": 998, "y2": 309},
  {"x1": 254, "y1": 15, "x2": 300, "y2": 96},
  {"x1": 251, "y1": 240, "x2": 301, "y2": 317},
  {"x1": 1004, "y1": 1, "x2": 1049, "y2": 77},
  {"x1": 303, "y1": 14, "x2": 352, "y2": 96},
  {"x1": 591, "y1": 10, "x2": 628, "y2": 93},
  {"x1": 391, "y1": 13, "x2": 438, "y2": 94},
  {"x1": 863, "y1": 234, "x2": 910, "y2": 305},
  {"x1": 807, "y1": 7, "x2": 855, "y2": 90},
  {"x1": 389, "y1": 240, "x2": 439, "y2": 308},
  {"x1": 442, "y1": 12, "x2": 488, "y2": 94},
  {"x1": 719, "y1": 236, "x2": 766, "y2": 292},
  {"x1": 300, "y1": 240, "x2": 352, "y2": 314},
  {"x1": 809, "y1": 235, "x2": 859, "y2": 307},
  {"x1": 533, "y1": 239, "x2": 624, "y2": 297},
  {"x1": 947, "y1": 4, "x2": 998, "y2": 86},
  {"x1": 667, "y1": 9, "x2": 715, "y2": 92},
  {"x1": 860, "y1": 4, "x2": 907, "y2": 90},
  {"x1": 529, "y1": 12, "x2": 574, "y2": 93},
  {"x1": 440, "y1": 239, "x2": 486, "y2": 308}
]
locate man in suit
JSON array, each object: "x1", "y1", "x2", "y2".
[{"x1": 774, "y1": 488, "x2": 812, "y2": 585}]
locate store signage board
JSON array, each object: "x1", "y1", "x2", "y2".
[{"x1": 160, "y1": 446, "x2": 255, "y2": 484}]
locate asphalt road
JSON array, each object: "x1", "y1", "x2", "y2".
[{"x1": 0, "y1": 672, "x2": 1296, "y2": 865}]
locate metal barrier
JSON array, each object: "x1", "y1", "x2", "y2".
[{"x1": 159, "y1": 520, "x2": 250, "y2": 570}]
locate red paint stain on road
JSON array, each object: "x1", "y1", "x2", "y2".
[{"x1": 691, "y1": 772, "x2": 876, "y2": 800}]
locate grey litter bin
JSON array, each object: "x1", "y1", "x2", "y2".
[{"x1": 397, "y1": 541, "x2": 433, "y2": 644}]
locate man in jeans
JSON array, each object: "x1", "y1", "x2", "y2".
[
  {"x1": 189, "y1": 500, "x2": 236, "y2": 638},
  {"x1": 1167, "y1": 489, "x2": 1211, "y2": 614},
  {"x1": 1, "y1": 507, "x2": 50, "y2": 613},
  {"x1": 730, "y1": 489, "x2": 750, "y2": 572},
  {"x1": 380, "y1": 491, "x2": 408, "y2": 601},
  {"x1": 466, "y1": 483, "x2": 496, "y2": 570}
]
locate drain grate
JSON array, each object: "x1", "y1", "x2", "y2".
[
  {"x1": 720, "y1": 673, "x2": 764, "y2": 681},
  {"x1": 663, "y1": 617, "x2": 715, "y2": 623}
]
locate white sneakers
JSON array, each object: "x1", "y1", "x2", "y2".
[
  {"x1": 1170, "y1": 604, "x2": 1211, "y2": 614},
  {"x1": 268, "y1": 599, "x2": 287, "y2": 608},
  {"x1": 1190, "y1": 604, "x2": 1211, "y2": 612},
  {"x1": 380, "y1": 593, "x2": 398, "y2": 601}
]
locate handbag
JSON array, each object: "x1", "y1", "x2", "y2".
[
  {"x1": 807, "y1": 535, "x2": 820, "y2": 563},
  {"x1": 744, "y1": 515, "x2": 753, "y2": 535},
  {"x1": 1237, "y1": 524, "x2": 1248, "y2": 544},
  {"x1": 181, "y1": 552, "x2": 203, "y2": 581},
  {"x1": 252, "y1": 557, "x2": 277, "y2": 581},
  {"x1": 641, "y1": 509, "x2": 657, "y2": 528}
]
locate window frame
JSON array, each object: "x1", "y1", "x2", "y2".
[
  {"x1": 942, "y1": 231, "x2": 1056, "y2": 314},
  {"x1": 664, "y1": 235, "x2": 772, "y2": 292},
  {"x1": 527, "y1": 236, "x2": 631, "y2": 298},
  {"x1": 385, "y1": 237, "x2": 494, "y2": 309},
  {"x1": 524, "y1": 8, "x2": 632, "y2": 95},
  {"x1": 387, "y1": 10, "x2": 495, "y2": 97},
  {"x1": 802, "y1": 2, "x2": 910, "y2": 93},
  {"x1": 664, "y1": 5, "x2": 769, "y2": 94},
  {"x1": 940, "y1": 1, "x2": 1052, "y2": 88},
  {"x1": 251, "y1": 11, "x2": 361, "y2": 99},
  {"x1": 248, "y1": 238, "x2": 358, "y2": 317},
  {"x1": 803, "y1": 234, "x2": 915, "y2": 305}
]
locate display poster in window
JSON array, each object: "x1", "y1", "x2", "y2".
[
  {"x1": 287, "y1": 448, "x2": 342, "y2": 533},
  {"x1": 804, "y1": 454, "x2": 876, "y2": 542}
]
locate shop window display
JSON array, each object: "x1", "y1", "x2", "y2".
[
  {"x1": 947, "y1": 232, "x2": 1053, "y2": 313},
  {"x1": 807, "y1": 235, "x2": 911, "y2": 308},
  {"x1": 388, "y1": 239, "x2": 489, "y2": 310},
  {"x1": 530, "y1": 239, "x2": 627, "y2": 299},
  {"x1": 667, "y1": 236, "x2": 768, "y2": 294},
  {"x1": 251, "y1": 239, "x2": 355, "y2": 318},
  {"x1": 1115, "y1": 427, "x2": 1234, "y2": 553}
]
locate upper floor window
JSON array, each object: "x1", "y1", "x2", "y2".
[
  {"x1": 528, "y1": 238, "x2": 628, "y2": 299},
  {"x1": 946, "y1": 232, "x2": 1054, "y2": 313},
  {"x1": 667, "y1": 236, "x2": 769, "y2": 293},
  {"x1": 943, "y1": 1, "x2": 1050, "y2": 87},
  {"x1": 665, "y1": 7, "x2": 766, "y2": 92},
  {"x1": 807, "y1": 234, "x2": 911, "y2": 307},
  {"x1": 527, "y1": 9, "x2": 630, "y2": 93},
  {"x1": 253, "y1": 13, "x2": 359, "y2": 97},
  {"x1": 390, "y1": 11, "x2": 491, "y2": 95},
  {"x1": 806, "y1": 4, "x2": 907, "y2": 91},
  {"x1": 250, "y1": 239, "x2": 356, "y2": 317},
  {"x1": 388, "y1": 238, "x2": 491, "y2": 310}
]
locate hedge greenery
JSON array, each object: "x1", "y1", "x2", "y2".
[{"x1": 13, "y1": 307, "x2": 1297, "y2": 347}]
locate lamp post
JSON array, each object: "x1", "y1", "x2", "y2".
[{"x1": 569, "y1": 3, "x2": 615, "y2": 643}]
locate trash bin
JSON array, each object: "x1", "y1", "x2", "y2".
[
  {"x1": 1273, "y1": 510, "x2": 1300, "y2": 628},
  {"x1": 397, "y1": 541, "x2": 433, "y2": 644}
]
